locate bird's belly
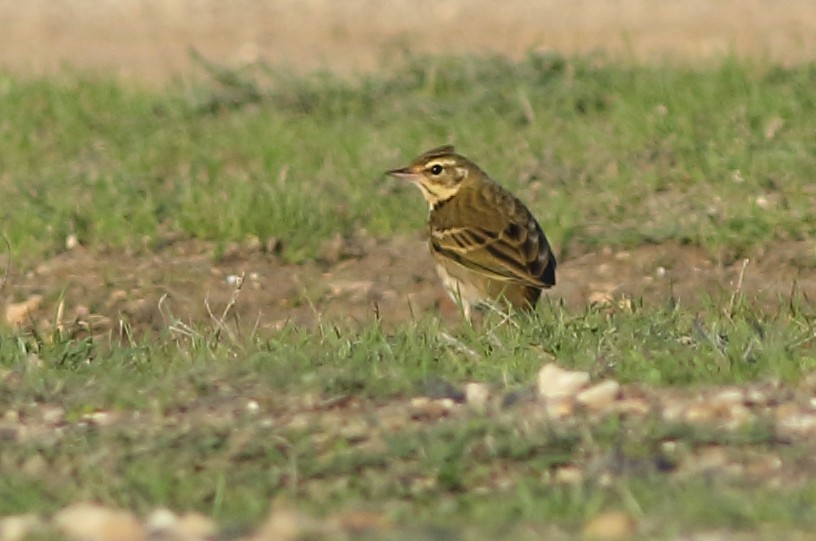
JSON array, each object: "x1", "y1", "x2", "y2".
[
  {"x1": 433, "y1": 257, "x2": 541, "y2": 313},
  {"x1": 434, "y1": 261, "x2": 487, "y2": 310}
]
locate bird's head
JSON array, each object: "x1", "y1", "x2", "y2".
[{"x1": 386, "y1": 145, "x2": 482, "y2": 207}]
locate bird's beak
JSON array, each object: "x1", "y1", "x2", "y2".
[{"x1": 386, "y1": 166, "x2": 419, "y2": 181}]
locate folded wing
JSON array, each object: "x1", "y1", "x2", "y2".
[{"x1": 431, "y1": 214, "x2": 555, "y2": 288}]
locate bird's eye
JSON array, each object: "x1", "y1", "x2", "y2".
[{"x1": 429, "y1": 164, "x2": 443, "y2": 175}]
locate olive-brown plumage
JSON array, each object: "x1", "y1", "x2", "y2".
[{"x1": 387, "y1": 145, "x2": 556, "y2": 319}]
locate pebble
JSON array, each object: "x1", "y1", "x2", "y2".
[
  {"x1": 252, "y1": 506, "x2": 319, "y2": 541},
  {"x1": 175, "y1": 513, "x2": 217, "y2": 541},
  {"x1": 537, "y1": 363, "x2": 590, "y2": 400},
  {"x1": 4, "y1": 295, "x2": 43, "y2": 328},
  {"x1": 611, "y1": 397, "x2": 651, "y2": 417},
  {"x1": 146, "y1": 509, "x2": 217, "y2": 541},
  {"x1": 545, "y1": 396, "x2": 575, "y2": 419},
  {"x1": 409, "y1": 397, "x2": 455, "y2": 419},
  {"x1": 0, "y1": 513, "x2": 41, "y2": 541},
  {"x1": 225, "y1": 274, "x2": 243, "y2": 287},
  {"x1": 65, "y1": 233, "x2": 80, "y2": 250},
  {"x1": 145, "y1": 508, "x2": 177, "y2": 537},
  {"x1": 53, "y1": 503, "x2": 145, "y2": 541},
  {"x1": 582, "y1": 511, "x2": 636, "y2": 540},
  {"x1": 245, "y1": 399, "x2": 261, "y2": 414},
  {"x1": 553, "y1": 465, "x2": 583, "y2": 485},
  {"x1": 775, "y1": 403, "x2": 816, "y2": 437},
  {"x1": 464, "y1": 382, "x2": 490, "y2": 410},
  {"x1": 576, "y1": 380, "x2": 621, "y2": 411}
]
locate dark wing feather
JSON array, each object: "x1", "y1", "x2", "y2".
[{"x1": 431, "y1": 184, "x2": 556, "y2": 288}]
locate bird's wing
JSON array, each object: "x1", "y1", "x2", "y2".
[{"x1": 431, "y1": 220, "x2": 551, "y2": 288}]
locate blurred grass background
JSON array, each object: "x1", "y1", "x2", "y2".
[{"x1": 2, "y1": 54, "x2": 815, "y2": 265}]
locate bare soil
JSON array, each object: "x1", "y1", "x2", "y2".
[{"x1": 4, "y1": 235, "x2": 815, "y2": 337}]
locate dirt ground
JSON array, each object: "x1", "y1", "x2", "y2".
[
  {"x1": 5, "y1": 234, "x2": 815, "y2": 337},
  {"x1": 2, "y1": 0, "x2": 816, "y2": 334}
]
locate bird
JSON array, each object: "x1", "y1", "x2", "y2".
[{"x1": 386, "y1": 145, "x2": 556, "y2": 320}]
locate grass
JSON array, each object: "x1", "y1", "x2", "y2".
[
  {"x1": 1, "y1": 297, "x2": 816, "y2": 538},
  {"x1": 1, "y1": 54, "x2": 816, "y2": 263},
  {"x1": 2, "y1": 53, "x2": 816, "y2": 539}
]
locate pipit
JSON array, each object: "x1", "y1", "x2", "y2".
[{"x1": 387, "y1": 145, "x2": 556, "y2": 320}]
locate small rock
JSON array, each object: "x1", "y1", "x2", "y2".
[
  {"x1": 0, "y1": 513, "x2": 41, "y2": 541},
  {"x1": 776, "y1": 403, "x2": 816, "y2": 437},
  {"x1": 145, "y1": 508, "x2": 178, "y2": 537},
  {"x1": 464, "y1": 382, "x2": 490, "y2": 410},
  {"x1": 613, "y1": 397, "x2": 651, "y2": 417},
  {"x1": 553, "y1": 465, "x2": 583, "y2": 485},
  {"x1": 683, "y1": 401, "x2": 715, "y2": 423},
  {"x1": 537, "y1": 363, "x2": 590, "y2": 400},
  {"x1": 409, "y1": 397, "x2": 455, "y2": 420},
  {"x1": 710, "y1": 388, "x2": 744, "y2": 405},
  {"x1": 252, "y1": 506, "x2": 319, "y2": 541},
  {"x1": 225, "y1": 274, "x2": 243, "y2": 287},
  {"x1": 65, "y1": 233, "x2": 80, "y2": 250},
  {"x1": 53, "y1": 503, "x2": 145, "y2": 541},
  {"x1": 545, "y1": 396, "x2": 575, "y2": 419},
  {"x1": 176, "y1": 513, "x2": 217, "y2": 541},
  {"x1": 576, "y1": 380, "x2": 621, "y2": 411},
  {"x1": 582, "y1": 511, "x2": 636, "y2": 540},
  {"x1": 245, "y1": 400, "x2": 260, "y2": 414},
  {"x1": 5, "y1": 295, "x2": 43, "y2": 328},
  {"x1": 81, "y1": 411, "x2": 117, "y2": 427},
  {"x1": 681, "y1": 391, "x2": 753, "y2": 429},
  {"x1": 660, "y1": 396, "x2": 687, "y2": 422}
]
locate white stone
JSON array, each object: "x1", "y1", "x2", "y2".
[
  {"x1": 537, "y1": 363, "x2": 590, "y2": 400},
  {"x1": 53, "y1": 503, "x2": 145, "y2": 541}
]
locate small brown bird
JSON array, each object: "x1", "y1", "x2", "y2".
[{"x1": 387, "y1": 145, "x2": 556, "y2": 320}]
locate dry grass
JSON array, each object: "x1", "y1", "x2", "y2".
[{"x1": 2, "y1": 0, "x2": 816, "y2": 83}]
